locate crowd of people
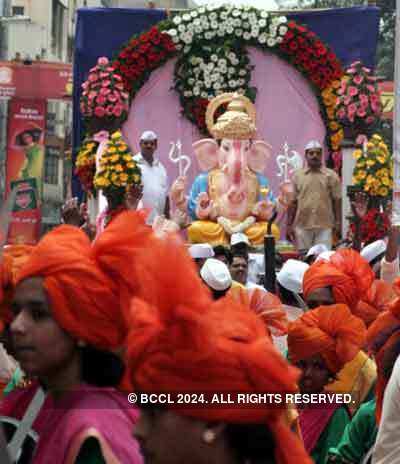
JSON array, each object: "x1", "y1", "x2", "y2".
[{"x1": 0, "y1": 133, "x2": 399, "y2": 464}]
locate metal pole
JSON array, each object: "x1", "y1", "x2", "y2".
[
  {"x1": 264, "y1": 235, "x2": 276, "y2": 294},
  {"x1": 392, "y1": 0, "x2": 400, "y2": 226}
]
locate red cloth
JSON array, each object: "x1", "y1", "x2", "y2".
[
  {"x1": 354, "y1": 280, "x2": 396, "y2": 327},
  {"x1": 366, "y1": 298, "x2": 400, "y2": 422},
  {"x1": 17, "y1": 211, "x2": 154, "y2": 350},
  {"x1": 234, "y1": 287, "x2": 288, "y2": 337},
  {"x1": 303, "y1": 249, "x2": 374, "y2": 309},
  {"x1": 287, "y1": 304, "x2": 366, "y2": 374},
  {"x1": 125, "y1": 235, "x2": 312, "y2": 464}
]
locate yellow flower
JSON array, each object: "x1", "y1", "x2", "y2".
[
  {"x1": 127, "y1": 162, "x2": 135, "y2": 169},
  {"x1": 118, "y1": 143, "x2": 128, "y2": 151},
  {"x1": 111, "y1": 173, "x2": 118, "y2": 183},
  {"x1": 329, "y1": 121, "x2": 339, "y2": 131},
  {"x1": 115, "y1": 164, "x2": 123, "y2": 172},
  {"x1": 367, "y1": 142, "x2": 374, "y2": 150},
  {"x1": 379, "y1": 187, "x2": 389, "y2": 197},
  {"x1": 366, "y1": 159, "x2": 376, "y2": 167},
  {"x1": 356, "y1": 170, "x2": 367, "y2": 180},
  {"x1": 124, "y1": 155, "x2": 132, "y2": 162},
  {"x1": 109, "y1": 147, "x2": 118, "y2": 154},
  {"x1": 372, "y1": 134, "x2": 382, "y2": 142},
  {"x1": 120, "y1": 173, "x2": 128, "y2": 182},
  {"x1": 332, "y1": 80, "x2": 341, "y2": 89},
  {"x1": 353, "y1": 149, "x2": 363, "y2": 160},
  {"x1": 357, "y1": 160, "x2": 366, "y2": 168},
  {"x1": 111, "y1": 131, "x2": 122, "y2": 140},
  {"x1": 382, "y1": 177, "x2": 391, "y2": 186},
  {"x1": 133, "y1": 174, "x2": 141, "y2": 183},
  {"x1": 110, "y1": 155, "x2": 119, "y2": 163},
  {"x1": 377, "y1": 155, "x2": 387, "y2": 164},
  {"x1": 327, "y1": 108, "x2": 335, "y2": 120}
]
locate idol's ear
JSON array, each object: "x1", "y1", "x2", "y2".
[
  {"x1": 193, "y1": 139, "x2": 219, "y2": 172},
  {"x1": 248, "y1": 140, "x2": 273, "y2": 173}
]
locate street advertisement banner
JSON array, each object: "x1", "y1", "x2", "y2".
[
  {"x1": 5, "y1": 98, "x2": 46, "y2": 197},
  {"x1": 7, "y1": 178, "x2": 41, "y2": 245}
]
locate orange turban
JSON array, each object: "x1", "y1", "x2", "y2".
[
  {"x1": 17, "y1": 211, "x2": 156, "y2": 350},
  {"x1": 126, "y1": 239, "x2": 311, "y2": 464},
  {"x1": 366, "y1": 298, "x2": 400, "y2": 422},
  {"x1": 354, "y1": 280, "x2": 396, "y2": 327},
  {"x1": 0, "y1": 245, "x2": 33, "y2": 328},
  {"x1": 303, "y1": 249, "x2": 374, "y2": 309},
  {"x1": 287, "y1": 304, "x2": 366, "y2": 374},
  {"x1": 234, "y1": 287, "x2": 288, "y2": 337}
]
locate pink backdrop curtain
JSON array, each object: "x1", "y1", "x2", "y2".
[{"x1": 122, "y1": 48, "x2": 326, "y2": 198}]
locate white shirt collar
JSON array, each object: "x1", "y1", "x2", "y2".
[{"x1": 135, "y1": 153, "x2": 160, "y2": 167}]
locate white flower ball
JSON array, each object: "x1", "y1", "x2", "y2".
[
  {"x1": 259, "y1": 19, "x2": 267, "y2": 28},
  {"x1": 211, "y1": 21, "x2": 218, "y2": 29},
  {"x1": 217, "y1": 29, "x2": 225, "y2": 37},
  {"x1": 228, "y1": 66, "x2": 235, "y2": 74},
  {"x1": 188, "y1": 77, "x2": 195, "y2": 85},
  {"x1": 258, "y1": 33, "x2": 267, "y2": 44},
  {"x1": 218, "y1": 58, "x2": 227, "y2": 66},
  {"x1": 243, "y1": 32, "x2": 251, "y2": 40},
  {"x1": 208, "y1": 62, "x2": 215, "y2": 70},
  {"x1": 239, "y1": 69, "x2": 247, "y2": 76},
  {"x1": 178, "y1": 24, "x2": 186, "y2": 32},
  {"x1": 220, "y1": 12, "x2": 228, "y2": 20},
  {"x1": 201, "y1": 91, "x2": 208, "y2": 98},
  {"x1": 228, "y1": 80, "x2": 236, "y2": 88},
  {"x1": 167, "y1": 29, "x2": 177, "y2": 37},
  {"x1": 172, "y1": 35, "x2": 180, "y2": 44},
  {"x1": 205, "y1": 32, "x2": 212, "y2": 40},
  {"x1": 195, "y1": 26, "x2": 202, "y2": 34},
  {"x1": 231, "y1": 58, "x2": 239, "y2": 65},
  {"x1": 173, "y1": 16, "x2": 182, "y2": 25},
  {"x1": 210, "y1": 12, "x2": 217, "y2": 20},
  {"x1": 211, "y1": 54, "x2": 218, "y2": 62},
  {"x1": 278, "y1": 16, "x2": 287, "y2": 24},
  {"x1": 198, "y1": 7, "x2": 205, "y2": 14},
  {"x1": 193, "y1": 18, "x2": 201, "y2": 26},
  {"x1": 239, "y1": 78, "x2": 245, "y2": 85},
  {"x1": 232, "y1": 9, "x2": 241, "y2": 17},
  {"x1": 279, "y1": 25, "x2": 288, "y2": 36},
  {"x1": 243, "y1": 22, "x2": 250, "y2": 29},
  {"x1": 267, "y1": 38, "x2": 276, "y2": 47},
  {"x1": 184, "y1": 91, "x2": 193, "y2": 97},
  {"x1": 183, "y1": 14, "x2": 191, "y2": 21},
  {"x1": 193, "y1": 86, "x2": 200, "y2": 96},
  {"x1": 183, "y1": 45, "x2": 191, "y2": 53},
  {"x1": 242, "y1": 12, "x2": 248, "y2": 19},
  {"x1": 227, "y1": 26, "x2": 234, "y2": 34},
  {"x1": 260, "y1": 11, "x2": 268, "y2": 19},
  {"x1": 251, "y1": 28, "x2": 259, "y2": 37},
  {"x1": 276, "y1": 36, "x2": 284, "y2": 44},
  {"x1": 191, "y1": 10, "x2": 198, "y2": 18},
  {"x1": 235, "y1": 29, "x2": 243, "y2": 37},
  {"x1": 214, "y1": 82, "x2": 221, "y2": 90},
  {"x1": 270, "y1": 26, "x2": 277, "y2": 36}
]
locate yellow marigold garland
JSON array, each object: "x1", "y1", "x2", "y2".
[
  {"x1": 94, "y1": 131, "x2": 141, "y2": 193},
  {"x1": 75, "y1": 139, "x2": 99, "y2": 194},
  {"x1": 352, "y1": 134, "x2": 393, "y2": 198}
]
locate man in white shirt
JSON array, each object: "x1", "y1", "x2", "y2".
[{"x1": 134, "y1": 131, "x2": 169, "y2": 223}]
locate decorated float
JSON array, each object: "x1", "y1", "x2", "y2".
[{"x1": 72, "y1": 4, "x2": 381, "y2": 249}]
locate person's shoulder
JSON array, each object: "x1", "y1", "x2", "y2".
[{"x1": 322, "y1": 167, "x2": 340, "y2": 179}]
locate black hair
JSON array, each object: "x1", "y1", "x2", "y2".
[
  {"x1": 225, "y1": 422, "x2": 276, "y2": 464},
  {"x1": 213, "y1": 245, "x2": 233, "y2": 266},
  {"x1": 81, "y1": 345, "x2": 125, "y2": 387},
  {"x1": 210, "y1": 287, "x2": 230, "y2": 300},
  {"x1": 231, "y1": 249, "x2": 249, "y2": 262}
]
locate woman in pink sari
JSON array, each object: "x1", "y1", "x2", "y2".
[{"x1": 0, "y1": 211, "x2": 152, "y2": 463}]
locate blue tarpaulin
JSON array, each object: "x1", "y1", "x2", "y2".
[{"x1": 72, "y1": 6, "x2": 380, "y2": 197}]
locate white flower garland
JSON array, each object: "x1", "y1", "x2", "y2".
[
  {"x1": 166, "y1": 4, "x2": 288, "y2": 50},
  {"x1": 166, "y1": 4, "x2": 288, "y2": 104}
]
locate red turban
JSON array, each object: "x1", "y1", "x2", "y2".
[
  {"x1": 126, "y1": 238, "x2": 311, "y2": 464},
  {"x1": 354, "y1": 280, "x2": 396, "y2": 327},
  {"x1": 234, "y1": 287, "x2": 288, "y2": 337},
  {"x1": 303, "y1": 249, "x2": 374, "y2": 309},
  {"x1": 0, "y1": 245, "x2": 34, "y2": 328},
  {"x1": 17, "y1": 211, "x2": 155, "y2": 350},
  {"x1": 287, "y1": 304, "x2": 366, "y2": 374}
]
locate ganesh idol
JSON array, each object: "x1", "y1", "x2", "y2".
[{"x1": 170, "y1": 93, "x2": 281, "y2": 246}]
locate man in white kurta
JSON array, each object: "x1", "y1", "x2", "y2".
[{"x1": 134, "y1": 130, "x2": 169, "y2": 224}]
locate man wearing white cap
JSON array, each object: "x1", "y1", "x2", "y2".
[
  {"x1": 305, "y1": 243, "x2": 329, "y2": 264},
  {"x1": 276, "y1": 259, "x2": 309, "y2": 308},
  {"x1": 134, "y1": 131, "x2": 169, "y2": 223},
  {"x1": 188, "y1": 243, "x2": 215, "y2": 270},
  {"x1": 287, "y1": 140, "x2": 342, "y2": 251},
  {"x1": 200, "y1": 258, "x2": 233, "y2": 300},
  {"x1": 361, "y1": 239, "x2": 387, "y2": 277}
]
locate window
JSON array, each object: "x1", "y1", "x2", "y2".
[
  {"x1": 12, "y1": 6, "x2": 25, "y2": 16},
  {"x1": 45, "y1": 147, "x2": 59, "y2": 185}
]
